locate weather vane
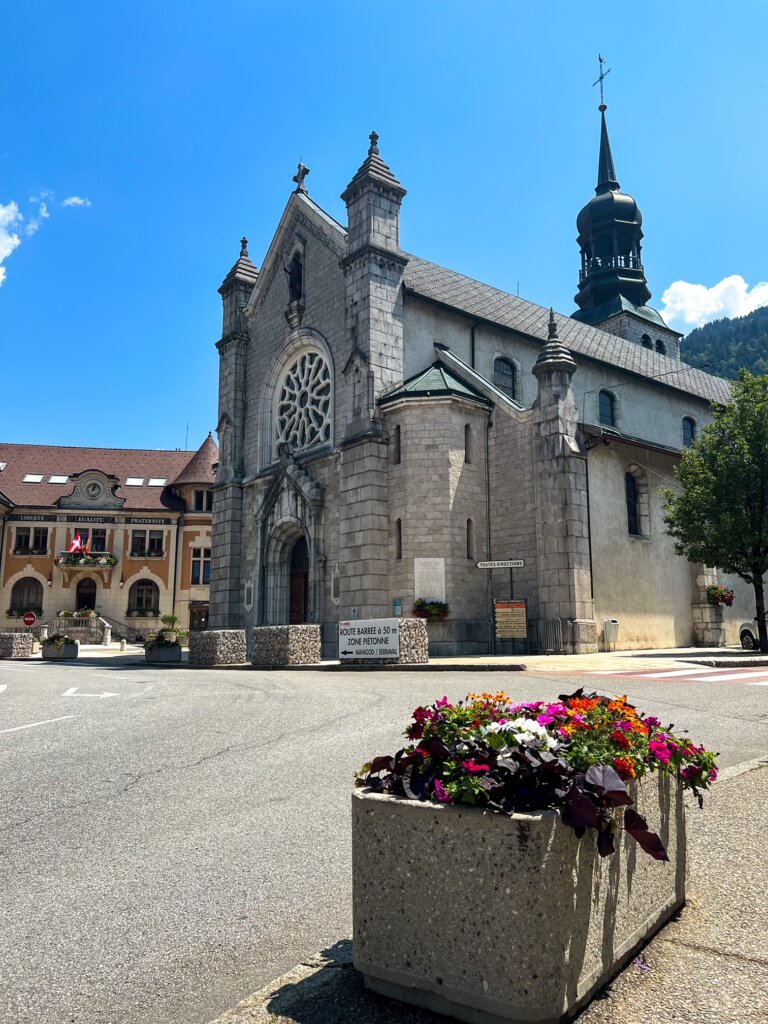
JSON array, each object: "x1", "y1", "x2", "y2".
[{"x1": 593, "y1": 54, "x2": 611, "y2": 106}]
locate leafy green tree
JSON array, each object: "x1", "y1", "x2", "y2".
[{"x1": 662, "y1": 371, "x2": 768, "y2": 651}]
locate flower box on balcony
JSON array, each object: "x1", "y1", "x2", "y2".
[{"x1": 353, "y1": 773, "x2": 686, "y2": 1024}]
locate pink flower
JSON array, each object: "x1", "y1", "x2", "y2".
[
  {"x1": 461, "y1": 759, "x2": 489, "y2": 774},
  {"x1": 434, "y1": 779, "x2": 452, "y2": 803},
  {"x1": 537, "y1": 713, "x2": 556, "y2": 726},
  {"x1": 644, "y1": 716, "x2": 661, "y2": 729},
  {"x1": 649, "y1": 738, "x2": 671, "y2": 765},
  {"x1": 435, "y1": 696, "x2": 452, "y2": 709},
  {"x1": 708, "y1": 768, "x2": 719, "y2": 782}
]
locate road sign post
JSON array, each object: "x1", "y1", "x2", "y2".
[
  {"x1": 22, "y1": 611, "x2": 37, "y2": 630},
  {"x1": 475, "y1": 561, "x2": 525, "y2": 653}
]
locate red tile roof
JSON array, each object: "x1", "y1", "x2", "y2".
[{"x1": 0, "y1": 440, "x2": 217, "y2": 511}]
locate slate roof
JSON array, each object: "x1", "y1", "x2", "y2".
[
  {"x1": 380, "y1": 361, "x2": 492, "y2": 407},
  {"x1": 402, "y1": 255, "x2": 733, "y2": 405},
  {"x1": 0, "y1": 442, "x2": 216, "y2": 510}
]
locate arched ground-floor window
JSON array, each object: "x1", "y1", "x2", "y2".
[
  {"x1": 10, "y1": 577, "x2": 44, "y2": 614},
  {"x1": 128, "y1": 579, "x2": 159, "y2": 616}
]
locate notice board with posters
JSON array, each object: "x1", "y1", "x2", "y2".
[{"x1": 494, "y1": 599, "x2": 528, "y2": 641}]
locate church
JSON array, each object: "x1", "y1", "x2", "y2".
[{"x1": 209, "y1": 103, "x2": 748, "y2": 656}]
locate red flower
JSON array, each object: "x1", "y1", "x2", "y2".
[{"x1": 461, "y1": 759, "x2": 489, "y2": 774}]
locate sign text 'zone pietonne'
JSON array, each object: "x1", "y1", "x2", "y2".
[{"x1": 338, "y1": 619, "x2": 400, "y2": 660}]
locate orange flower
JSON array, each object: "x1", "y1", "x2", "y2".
[{"x1": 614, "y1": 756, "x2": 636, "y2": 779}]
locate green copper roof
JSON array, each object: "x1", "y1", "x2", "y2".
[
  {"x1": 380, "y1": 361, "x2": 492, "y2": 407},
  {"x1": 572, "y1": 294, "x2": 673, "y2": 331}
]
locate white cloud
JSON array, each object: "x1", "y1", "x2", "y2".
[
  {"x1": 62, "y1": 195, "x2": 92, "y2": 207},
  {"x1": 0, "y1": 201, "x2": 23, "y2": 286},
  {"x1": 24, "y1": 193, "x2": 51, "y2": 237},
  {"x1": 660, "y1": 275, "x2": 768, "y2": 331}
]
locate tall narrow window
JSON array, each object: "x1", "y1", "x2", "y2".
[
  {"x1": 191, "y1": 547, "x2": 211, "y2": 585},
  {"x1": 599, "y1": 390, "x2": 616, "y2": 427},
  {"x1": 194, "y1": 490, "x2": 204, "y2": 511},
  {"x1": 395, "y1": 519, "x2": 402, "y2": 560},
  {"x1": 493, "y1": 358, "x2": 516, "y2": 399},
  {"x1": 205, "y1": 490, "x2": 213, "y2": 511},
  {"x1": 90, "y1": 529, "x2": 106, "y2": 552},
  {"x1": 131, "y1": 530, "x2": 146, "y2": 556},
  {"x1": 466, "y1": 518, "x2": 475, "y2": 560},
  {"x1": 148, "y1": 530, "x2": 164, "y2": 556},
  {"x1": 625, "y1": 472, "x2": 640, "y2": 536},
  {"x1": 32, "y1": 527, "x2": 49, "y2": 553},
  {"x1": 464, "y1": 424, "x2": 472, "y2": 464},
  {"x1": 393, "y1": 425, "x2": 401, "y2": 465},
  {"x1": 682, "y1": 417, "x2": 696, "y2": 447},
  {"x1": 14, "y1": 527, "x2": 31, "y2": 553}
]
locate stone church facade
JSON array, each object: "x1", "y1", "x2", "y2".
[{"x1": 209, "y1": 111, "x2": 750, "y2": 655}]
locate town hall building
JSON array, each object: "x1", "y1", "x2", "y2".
[{"x1": 209, "y1": 104, "x2": 749, "y2": 656}]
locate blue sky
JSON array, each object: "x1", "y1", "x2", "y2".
[{"x1": 2, "y1": 1, "x2": 767, "y2": 449}]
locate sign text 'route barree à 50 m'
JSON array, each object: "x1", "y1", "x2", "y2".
[{"x1": 338, "y1": 619, "x2": 400, "y2": 659}]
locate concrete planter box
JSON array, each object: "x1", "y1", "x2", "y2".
[
  {"x1": 353, "y1": 773, "x2": 685, "y2": 1024},
  {"x1": 41, "y1": 643, "x2": 79, "y2": 660},
  {"x1": 144, "y1": 645, "x2": 182, "y2": 664}
]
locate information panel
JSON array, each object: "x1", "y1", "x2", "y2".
[
  {"x1": 494, "y1": 600, "x2": 528, "y2": 640},
  {"x1": 339, "y1": 618, "x2": 400, "y2": 660},
  {"x1": 413, "y1": 558, "x2": 446, "y2": 603}
]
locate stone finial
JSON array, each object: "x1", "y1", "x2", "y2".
[
  {"x1": 548, "y1": 307, "x2": 558, "y2": 341},
  {"x1": 368, "y1": 131, "x2": 380, "y2": 156},
  {"x1": 533, "y1": 309, "x2": 577, "y2": 377},
  {"x1": 293, "y1": 162, "x2": 310, "y2": 194},
  {"x1": 240, "y1": 236, "x2": 249, "y2": 257}
]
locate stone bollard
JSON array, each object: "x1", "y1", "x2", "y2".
[
  {"x1": 120, "y1": 639, "x2": 127, "y2": 652},
  {"x1": 103, "y1": 625, "x2": 112, "y2": 647}
]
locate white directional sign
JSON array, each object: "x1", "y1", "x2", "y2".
[
  {"x1": 339, "y1": 619, "x2": 400, "y2": 660},
  {"x1": 476, "y1": 559, "x2": 524, "y2": 569}
]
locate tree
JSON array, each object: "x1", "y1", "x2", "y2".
[{"x1": 662, "y1": 371, "x2": 768, "y2": 652}]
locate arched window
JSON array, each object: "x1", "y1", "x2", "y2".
[
  {"x1": 655, "y1": 339, "x2": 666, "y2": 355},
  {"x1": 464, "y1": 424, "x2": 472, "y2": 464},
  {"x1": 393, "y1": 424, "x2": 401, "y2": 465},
  {"x1": 493, "y1": 358, "x2": 517, "y2": 399},
  {"x1": 682, "y1": 417, "x2": 697, "y2": 447},
  {"x1": 128, "y1": 579, "x2": 159, "y2": 616},
  {"x1": 599, "y1": 390, "x2": 616, "y2": 427},
  {"x1": 10, "y1": 577, "x2": 43, "y2": 614},
  {"x1": 466, "y1": 519, "x2": 475, "y2": 560},
  {"x1": 625, "y1": 464, "x2": 650, "y2": 538},
  {"x1": 395, "y1": 519, "x2": 402, "y2": 560},
  {"x1": 641, "y1": 334, "x2": 652, "y2": 349}
]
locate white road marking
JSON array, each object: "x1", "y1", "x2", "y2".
[
  {"x1": 694, "y1": 670, "x2": 768, "y2": 683},
  {"x1": 62, "y1": 687, "x2": 120, "y2": 699},
  {"x1": 1, "y1": 715, "x2": 75, "y2": 734},
  {"x1": 748, "y1": 682, "x2": 768, "y2": 687},
  {"x1": 0, "y1": 684, "x2": 7, "y2": 694},
  {"x1": 639, "y1": 668, "x2": 718, "y2": 678}
]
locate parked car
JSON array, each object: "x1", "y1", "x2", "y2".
[{"x1": 739, "y1": 616, "x2": 766, "y2": 650}]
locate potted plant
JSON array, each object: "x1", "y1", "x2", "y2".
[
  {"x1": 354, "y1": 689, "x2": 717, "y2": 1024},
  {"x1": 41, "y1": 633, "x2": 78, "y2": 660},
  {"x1": 144, "y1": 633, "x2": 182, "y2": 664},
  {"x1": 412, "y1": 598, "x2": 449, "y2": 623},
  {"x1": 159, "y1": 614, "x2": 179, "y2": 643},
  {"x1": 706, "y1": 584, "x2": 734, "y2": 606}
]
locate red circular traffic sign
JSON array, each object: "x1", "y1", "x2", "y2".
[{"x1": 22, "y1": 611, "x2": 37, "y2": 627}]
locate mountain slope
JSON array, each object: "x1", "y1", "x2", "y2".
[{"x1": 681, "y1": 306, "x2": 768, "y2": 379}]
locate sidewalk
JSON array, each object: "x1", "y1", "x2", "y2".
[{"x1": 209, "y1": 758, "x2": 768, "y2": 1024}]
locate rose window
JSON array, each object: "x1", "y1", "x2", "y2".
[{"x1": 276, "y1": 351, "x2": 332, "y2": 451}]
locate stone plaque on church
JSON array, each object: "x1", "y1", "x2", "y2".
[{"x1": 414, "y1": 558, "x2": 446, "y2": 603}]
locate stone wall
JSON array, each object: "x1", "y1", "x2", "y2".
[
  {"x1": 0, "y1": 632, "x2": 33, "y2": 659},
  {"x1": 188, "y1": 629, "x2": 246, "y2": 666},
  {"x1": 251, "y1": 624, "x2": 321, "y2": 666}
]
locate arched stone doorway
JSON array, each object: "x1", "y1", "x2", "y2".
[
  {"x1": 76, "y1": 578, "x2": 97, "y2": 611},
  {"x1": 289, "y1": 536, "x2": 309, "y2": 624}
]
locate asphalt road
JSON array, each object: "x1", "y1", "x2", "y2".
[{"x1": 1, "y1": 657, "x2": 766, "y2": 1024}]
